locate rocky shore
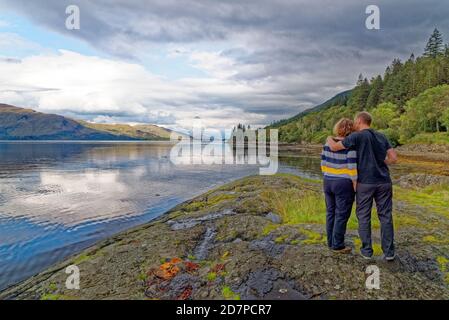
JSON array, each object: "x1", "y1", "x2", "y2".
[
  {"x1": 278, "y1": 142, "x2": 449, "y2": 164},
  {"x1": 396, "y1": 143, "x2": 449, "y2": 163},
  {"x1": 1, "y1": 174, "x2": 448, "y2": 300}
]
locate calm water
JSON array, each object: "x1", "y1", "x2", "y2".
[
  {"x1": 0, "y1": 141, "x2": 422, "y2": 291},
  {"x1": 0, "y1": 141, "x2": 323, "y2": 291}
]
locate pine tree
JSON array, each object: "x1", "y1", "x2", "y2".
[
  {"x1": 424, "y1": 28, "x2": 444, "y2": 58},
  {"x1": 366, "y1": 75, "x2": 383, "y2": 109},
  {"x1": 405, "y1": 54, "x2": 418, "y2": 99},
  {"x1": 424, "y1": 30, "x2": 434, "y2": 57},
  {"x1": 381, "y1": 59, "x2": 405, "y2": 105},
  {"x1": 348, "y1": 75, "x2": 371, "y2": 110}
]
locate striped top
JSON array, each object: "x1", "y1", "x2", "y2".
[{"x1": 321, "y1": 143, "x2": 357, "y2": 181}]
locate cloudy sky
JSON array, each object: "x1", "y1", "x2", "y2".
[{"x1": 0, "y1": 0, "x2": 448, "y2": 130}]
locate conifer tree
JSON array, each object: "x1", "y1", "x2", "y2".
[
  {"x1": 348, "y1": 74, "x2": 371, "y2": 110},
  {"x1": 366, "y1": 75, "x2": 383, "y2": 109},
  {"x1": 424, "y1": 28, "x2": 444, "y2": 58}
]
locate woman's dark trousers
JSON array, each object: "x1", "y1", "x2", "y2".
[{"x1": 324, "y1": 178, "x2": 355, "y2": 250}]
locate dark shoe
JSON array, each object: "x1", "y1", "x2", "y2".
[{"x1": 332, "y1": 247, "x2": 352, "y2": 254}]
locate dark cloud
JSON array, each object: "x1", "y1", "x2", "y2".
[{"x1": 1, "y1": 0, "x2": 449, "y2": 126}]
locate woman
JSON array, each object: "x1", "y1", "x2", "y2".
[{"x1": 320, "y1": 118, "x2": 357, "y2": 254}]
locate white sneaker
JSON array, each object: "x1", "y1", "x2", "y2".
[
  {"x1": 383, "y1": 254, "x2": 396, "y2": 262},
  {"x1": 360, "y1": 252, "x2": 373, "y2": 260}
]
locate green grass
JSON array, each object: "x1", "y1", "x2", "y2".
[
  {"x1": 40, "y1": 294, "x2": 71, "y2": 301},
  {"x1": 274, "y1": 173, "x2": 321, "y2": 184},
  {"x1": 353, "y1": 238, "x2": 383, "y2": 256},
  {"x1": 437, "y1": 256, "x2": 449, "y2": 272},
  {"x1": 274, "y1": 235, "x2": 289, "y2": 244},
  {"x1": 222, "y1": 286, "x2": 240, "y2": 300},
  {"x1": 299, "y1": 228, "x2": 326, "y2": 245},
  {"x1": 221, "y1": 251, "x2": 230, "y2": 260},
  {"x1": 265, "y1": 189, "x2": 326, "y2": 225},
  {"x1": 395, "y1": 184, "x2": 449, "y2": 218},
  {"x1": 48, "y1": 283, "x2": 58, "y2": 292},
  {"x1": 436, "y1": 256, "x2": 449, "y2": 285},
  {"x1": 423, "y1": 235, "x2": 449, "y2": 244},
  {"x1": 262, "y1": 223, "x2": 281, "y2": 236},
  {"x1": 263, "y1": 188, "x2": 380, "y2": 230},
  {"x1": 73, "y1": 253, "x2": 90, "y2": 265},
  {"x1": 138, "y1": 271, "x2": 147, "y2": 281},
  {"x1": 262, "y1": 178, "x2": 428, "y2": 243},
  {"x1": 41, "y1": 294, "x2": 62, "y2": 301},
  {"x1": 183, "y1": 193, "x2": 237, "y2": 212},
  {"x1": 207, "y1": 272, "x2": 217, "y2": 282},
  {"x1": 263, "y1": 185, "x2": 431, "y2": 232}
]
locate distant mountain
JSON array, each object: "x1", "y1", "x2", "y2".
[
  {"x1": 79, "y1": 122, "x2": 172, "y2": 140},
  {"x1": 0, "y1": 104, "x2": 172, "y2": 140}
]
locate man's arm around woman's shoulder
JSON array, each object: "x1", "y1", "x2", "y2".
[{"x1": 326, "y1": 136, "x2": 346, "y2": 152}]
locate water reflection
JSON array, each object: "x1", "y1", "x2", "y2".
[{"x1": 0, "y1": 142, "x2": 261, "y2": 290}]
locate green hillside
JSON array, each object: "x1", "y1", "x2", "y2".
[
  {"x1": 270, "y1": 29, "x2": 449, "y2": 146},
  {"x1": 270, "y1": 90, "x2": 352, "y2": 128}
]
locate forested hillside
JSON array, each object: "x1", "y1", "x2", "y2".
[{"x1": 270, "y1": 29, "x2": 449, "y2": 146}]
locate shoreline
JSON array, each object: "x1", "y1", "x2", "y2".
[
  {"x1": 278, "y1": 142, "x2": 449, "y2": 164},
  {"x1": 2, "y1": 174, "x2": 448, "y2": 300}
]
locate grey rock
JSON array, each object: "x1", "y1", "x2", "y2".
[
  {"x1": 265, "y1": 212, "x2": 282, "y2": 224},
  {"x1": 193, "y1": 227, "x2": 217, "y2": 260},
  {"x1": 167, "y1": 209, "x2": 235, "y2": 230},
  {"x1": 249, "y1": 237, "x2": 285, "y2": 257}
]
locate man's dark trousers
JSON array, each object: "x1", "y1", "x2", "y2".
[{"x1": 356, "y1": 183, "x2": 395, "y2": 257}]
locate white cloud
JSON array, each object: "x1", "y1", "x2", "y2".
[
  {"x1": 189, "y1": 51, "x2": 238, "y2": 79},
  {"x1": 0, "y1": 48, "x2": 280, "y2": 129}
]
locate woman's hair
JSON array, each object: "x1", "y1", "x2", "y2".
[{"x1": 333, "y1": 118, "x2": 354, "y2": 137}]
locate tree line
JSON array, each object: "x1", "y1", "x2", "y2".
[{"x1": 276, "y1": 29, "x2": 449, "y2": 146}]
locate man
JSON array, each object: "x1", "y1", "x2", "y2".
[{"x1": 326, "y1": 111, "x2": 398, "y2": 261}]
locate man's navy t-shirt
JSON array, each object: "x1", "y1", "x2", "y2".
[{"x1": 342, "y1": 129, "x2": 392, "y2": 184}]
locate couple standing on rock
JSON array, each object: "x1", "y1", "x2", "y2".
[{"x1": 321, "y1": 111, "x2": 398, "y2": 261}]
